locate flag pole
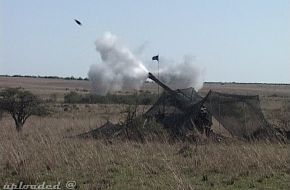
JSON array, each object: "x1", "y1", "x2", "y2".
[
  {"x1": 152, "y1": 54, "x2": 160, "y2": 97},
  {"x1": 157, "y1": 57, "x2": 159, "y2": 97}
]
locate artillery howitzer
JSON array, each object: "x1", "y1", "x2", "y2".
[
  {"x1": 147, "y1": 72, "x2": 212, "y2": 136},
  {"x1": 148, "y1": 72, "x2": 206, "y2": 114},
  {"x1": 148, "y1": 72, "x2": 176, "y2": 95},
  {"x1": 78, "y1": 73, "x2": 279, "y2": 141}
]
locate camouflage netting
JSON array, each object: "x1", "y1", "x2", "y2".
[
  {"x1": 78, "y1": 85, "x2": 282, "y2": 141},
  {"x1": 77, "y1": 71, "x2": 290, "y2": 142},
  {"x1": 145, "y1": 88, "x2": 207, "y2": 138},
  {"x1": 203, "y1": 91, "x2": 276, "y2": 139},
  {"x1": 145, "y1": 87, "x2": 279, "y2": 140}
]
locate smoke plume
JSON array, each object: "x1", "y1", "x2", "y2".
[
  {"x1": 159, "y1": 55, "x2": 204, "y2": 90},
  {"x1": 88, "y1": 32, "x2": 148, "y2": 95},
  {"x1": 88, "y1": 32, "x2": 204, "y2": 95}
]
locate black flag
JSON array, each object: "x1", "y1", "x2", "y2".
[{"x1": 152, "y1": 55, "x2": 159, "y2": 62}]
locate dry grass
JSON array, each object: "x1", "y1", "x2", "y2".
[
  {"x1": 0, "y1": 77, "x2": 290, "y2": 189},
  {"x1": 0, "y1": 104, "x2": 289, "y2": 189}
]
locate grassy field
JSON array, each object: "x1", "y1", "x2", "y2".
[{"x1": 0, "y1": 76, "x2": 290, "y2": 189}]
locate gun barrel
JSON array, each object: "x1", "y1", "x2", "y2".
[
  {"x1": 148, "y1": 72, "x2": 202, "y2": 113},
  {"x1": 148, "y1": 72, "x2": 175, "y2": 94}
]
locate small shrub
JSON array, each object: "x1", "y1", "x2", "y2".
[{"x1": 64, "y1": 91, "x2": 82, "y2": 104}]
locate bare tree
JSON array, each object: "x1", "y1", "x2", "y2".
[{"x1": 0, "y1": 88, "x2": 48, "y2": 131}]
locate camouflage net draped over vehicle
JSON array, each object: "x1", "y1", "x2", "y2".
[
  {"x1": 146, "y1": 87, "x2": 276, "y2": 139},
  {"x1": 79, "y1": 72, "x2": 282, "y2": 141},
  {"x1": 145, "y1": 88, "x2": 207, "y2": 138},
  {"x1": 203, "y1": 91, "x2": 275, "y2": 139},
  {"x1": 79, "y1": 87, "x2": 280, "y2": 142}
]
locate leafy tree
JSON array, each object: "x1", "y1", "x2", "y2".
[{"x1": 0, "y1": 88, "x2": 48, "y2": 131}]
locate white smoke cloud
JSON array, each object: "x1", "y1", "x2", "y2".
[
  {"x1": 159, "y1": 55, "x2": 204, "y2": 90},
  {"x1": 88, "y1": 32, "x2": 204, "y2": 95},
  {"x1": 88, "y1": 32, "x2": 148, "y2": 95}
]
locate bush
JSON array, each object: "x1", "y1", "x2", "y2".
[
  {"x1": 0, "y1": 88, "x2": 48, "y2": 131},
  {"x1": 64, "y1": 91, "x2": 82, "y2": 103}
]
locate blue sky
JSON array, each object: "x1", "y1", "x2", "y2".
[{"x1": 1, "y1": 0, "x2": 289, "y2": 83}]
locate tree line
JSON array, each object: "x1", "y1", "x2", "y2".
[{"x1": 0, "y1": 74, "x2": 89, "y2": 81}]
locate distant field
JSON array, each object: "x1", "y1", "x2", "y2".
[
  {"x1": 1, "y1": 76, "x2": 290, "y2": 97},
  {"x1": 0, "y1": 77, "x2": 91, "y2": 100},
  {"x1": 200, "y1": 82, "x2": 290, "y2": 97}
]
